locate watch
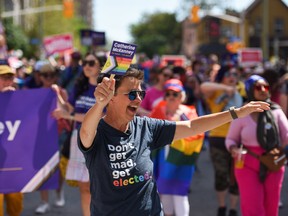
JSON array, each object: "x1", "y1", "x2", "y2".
[{"x1": 229, "y1": 106, "x2": 238, "y2": 120}]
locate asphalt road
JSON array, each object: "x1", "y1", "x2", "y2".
[{"x1": 17, "y1": 148, "x2": 288, "y2": 216}]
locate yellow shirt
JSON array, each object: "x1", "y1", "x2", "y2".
[{"x1": 205, "y1": 90, "x2": 231, "y2": 137}]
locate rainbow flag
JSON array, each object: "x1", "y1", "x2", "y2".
[
  {"x1": 101, "y1": 41, "x2": 137, "y2": 75},
  {"x1": 150, "y1": 101, "x2": 204, "y2": 195}
]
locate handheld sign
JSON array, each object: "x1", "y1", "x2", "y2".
[{"x1": 101, "y1": 41, "x2": 137, "y2": 79}]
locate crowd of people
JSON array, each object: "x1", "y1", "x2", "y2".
[{"x1": 1, "y1": 50, "x2": 288, "y2": 216}]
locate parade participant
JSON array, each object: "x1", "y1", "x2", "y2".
[
  {"x1": 226, "y1": 75, "x2": 288, "y2": 216},
  {"x1": 150, "y1": 79, "x2": 204, "y2": 216},
  {"x1": 137, "y1": 66, "x2": 173, "y2": 116},
  {"x1": 78, "y1": 67, "x2": 270, "y2": 216},
  {"x1": 53, "y1": 52, "x2": 106, "y2": 216},
  {"x1": 34, "y1": 63, "x2": 67, "y2": 214},
  {"x1": 200, "y1": 65, "x2": 243, "y2": 216},
  {"x1": 0, "y1": 64, "x2": 23, "y2": 216}
]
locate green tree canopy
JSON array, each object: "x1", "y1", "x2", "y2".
[
  {"x1": 130, "y1": 12, "x2": 182, "y2": 58},
  {"x1": 3, "y1": 19, "x2": 32, "y2": 57}
]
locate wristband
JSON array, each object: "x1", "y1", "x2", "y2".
[
  {"x1": 229, "y1": 106, "x2": 238, "y2": 120},
  {"x1": 69, "y1": 115, "x2": 74, "y2": 121}
]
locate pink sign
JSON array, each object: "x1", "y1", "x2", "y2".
[
  {"x1": 238, "y1": 48, "x2": 262, "y2": 66},
  {"x1": 43, "y1": 34, "x2": 73, "y2": 55}
]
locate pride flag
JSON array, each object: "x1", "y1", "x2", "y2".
[{"x1": 150, "y1": 101, "x2": 204, "y2": 195}]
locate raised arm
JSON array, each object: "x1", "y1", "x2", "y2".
[
  {"x1": 200, "y1": 81, "x2": 235, "y2": 97},
  {"x1": 79, "y1": 77, "x2": 115, "y2": 148},
  {"x1": 173, "y1": 101, "x2": 270, "y2": 141}
]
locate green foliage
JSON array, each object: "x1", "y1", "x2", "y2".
[
  {"x1": 130, "y1": 12, "x2": 182, "y2": 58},
  {"x1": 2, "y1": 0, "x2": 90, "y2": 58},
  {"x1": 3, "y1": 19, "x2": 32, "y2": 57}
]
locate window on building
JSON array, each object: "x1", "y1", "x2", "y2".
[
  {"x1": 254, "y1": 18, "x2": 262, "y2": 36},
  {"x1": 221, "y1": 26, "x2": 232, "y2": 38},
  {"x1": 274, "y1": 18, "x2": 284, "y2": 36}
]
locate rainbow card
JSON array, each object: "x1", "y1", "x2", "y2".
[{"x1": 101, "y1": 41, "x2": 137, "y2": 75}]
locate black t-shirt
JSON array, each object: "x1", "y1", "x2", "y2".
[{"x1": 79, "y1": 116, "x2": 176, "y2": 216}]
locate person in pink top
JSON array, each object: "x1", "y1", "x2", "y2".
[
  {"x1": 138, "y1": 66, "x2": 173, "y2": 116},
  {"x1": 226, "y1": 75, "x2": 288, "y2": 216}
]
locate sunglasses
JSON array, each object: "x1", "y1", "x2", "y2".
[
  {"x1": 163, "y1": 73, "x2": 173, "y2": 79},
  {"x1": 41, "y1": 73, "x2": 57, "y2": 79},
  {"x1": 224, "y1": 72, "x2": 238, "y2": 78},
  {"x1": 165, "y1": 91, "x2": 180, "y2": 98},
  {"x1": 254, "y1": 84, "x2": 270, "y2": 92},
  {"x1": 118, "y1": 90, "x2": 146, "y2": 101},
  {"x1": 82, "y1": 60, "x2": 96, "y2": 67},
  {"x1": 0, "y1": 74, "x2": 14, "y2": 80}
]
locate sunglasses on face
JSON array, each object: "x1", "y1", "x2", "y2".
[
  {"x1": 41, "y1": 73, "x2": 57, "y2": 79},
  {"x1": 165, "y1": 91, "x2": 180, "y2": 98},
  {"x1": 120, "y1": 90, "x2": 146, "y2": 101},
  {"x1": 254, "y1": 84, "x2": 270, "y2": 92},
  {"x1": 163, "y1": 73, "x2": 173, "y2": 79},
  {"x1": 0, "y1": 74, "x2": 14, "y2": 81},
  {"x1": 82, "y1": 60, "x2": 96, "y2": 67},
  {"x1": 224, "y1": 72, "x2": 238, "y2": 78}
]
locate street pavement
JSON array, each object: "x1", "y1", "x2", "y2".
[{"x1": 18, "y1": 147, "x2": 288, "y2": 216}]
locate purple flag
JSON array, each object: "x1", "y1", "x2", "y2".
[{"x1": 0, "y1": 88, "x2": 59, "y2": 193}]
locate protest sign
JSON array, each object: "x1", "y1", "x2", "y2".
[
  {"x1": 0, "y1": 88, "x2": 59, "y2": 193},
  {"x1": 43, "y1": 33, "x2": 73, "y2": 56},
  {"x1": 238, "y1": 48, "x2": 262, "y2": 67},
  {"x1": 101, "y1": 41, "x2": 137, "y2": 76}
]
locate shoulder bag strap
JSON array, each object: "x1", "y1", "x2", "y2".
[{"x1": 246, "y1": 148, "x2": 260, "y2": 159}]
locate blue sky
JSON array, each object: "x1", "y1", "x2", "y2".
[{"x1": 93, "y1": 0, "x2": 286, "y2": 43}]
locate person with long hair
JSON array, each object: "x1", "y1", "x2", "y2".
[{"x1": 53, "y1": 52, "x2": 106, "y2": 216}]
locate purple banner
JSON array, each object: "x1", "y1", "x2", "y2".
[{"x1": 0, "y1": 88, "x2": 59, "y2": 193}]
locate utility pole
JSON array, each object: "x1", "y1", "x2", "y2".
[{"x1": 261, "y1": 0, "x2": 269, "y2": 60}]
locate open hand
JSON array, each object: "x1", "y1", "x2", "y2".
[{"x1": 236, "y1": 101, "x2": 270, "y2": 118}]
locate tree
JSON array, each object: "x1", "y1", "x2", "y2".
[
  {"x1": 2, "y1": 0, "x2": 90, "y2": 58},
  {"x1": 3, "y1": 19, "x2": 32, "y2": 57},
  {"x1": 130, "y1": 12, "x2": 182, "y2": 58}
]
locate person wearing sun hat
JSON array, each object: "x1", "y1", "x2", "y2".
[
  {"x1": 0, "y1": 64, "x2": 16, "y2": 92},
  {"x1": 0, "y1": 64, "x2": 23, "y2": 216},
  {"x1": 150, "y1": 78, "x2": 204, "y2": 216}
]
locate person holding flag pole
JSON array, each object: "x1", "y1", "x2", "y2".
[{"x1": 77, "y1": 41, "x2": 271, "y2": 216}]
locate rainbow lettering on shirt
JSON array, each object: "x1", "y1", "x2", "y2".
[
  {"x1": 108, "y1": 142, "x2": 152, "y2": 187},
  {"x1": 113, "y1": 172, "x2": 152, "y2": 187}
]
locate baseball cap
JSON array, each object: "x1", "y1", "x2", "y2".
[
  {"x1": 0, "y1": 65, "x2": 15, "y2": 75},
  {"x1": 164, "y1": 79, "x2": 184, "y2": 92},
  {"x1": 34, "y1": 60, "x2": 47, "y2": 72},
  {"x1": 40, "y1": 63, "x2": 56, "y2": 73}
]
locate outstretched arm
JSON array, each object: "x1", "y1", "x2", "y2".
[
  {"x1": 79, "y1": 77, "x2": 115, "y2": 148},
  {"x1": 173, "y1": 101, "x2": 270, "y2": 141}
]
